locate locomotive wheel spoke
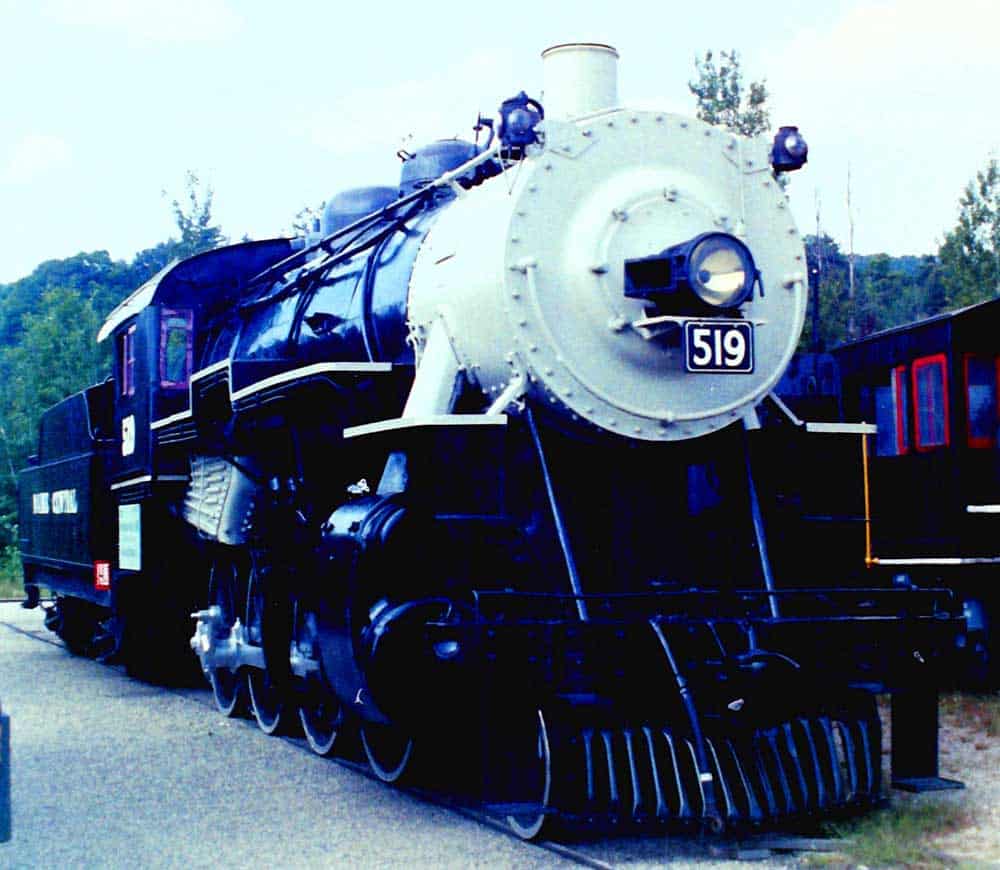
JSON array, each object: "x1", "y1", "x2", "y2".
[
  {"x1": 206, "y1": 553, "x2": 245, "y2": 717},
  {"x1": 361, "y1": 721, "x2": 415, "y2": 784},
  {"x1": 247, "y1": 669, "x2": 285, "y2": 735},
  {"x1": 298, "y1": 684, "x2": 342, "y2": 757},
  {"x1": 293, "y1": 603, "x2": 341, "y2": 756},
  {"x1": 210, "y1": 667, "x2": 243, "y2": 717},
  {"x1": 506, "y1": 709, "x2": 552, "y2": 841},
  {"x1": 246, "y1": 558, "x2": 287, "y2": 736}
]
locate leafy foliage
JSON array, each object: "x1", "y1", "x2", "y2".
[
  {"x1": 167, "y1": 170, "x2": 228, "y2": 260},
  {"x1": 290, "y1": 201, "x2": 326, "y2": 236},
  {"x1": 938, "y1": 157, "x2": 1000, "y2": 309},
  {"x1": 0, "y1": 545, "x2": 22, "y2": 598},
  {"x1": 1, "y1": 288, "x2": 107, "y2": 461},
  {"x1": 688, "y1": 49, "x2": 770, "y2": 137},
  {"x1": 803, "y1": 235, "x2": 950, "y2": 350},
  {"x1": 0, "y1": 171, "x2": 226, "y2": 551}
]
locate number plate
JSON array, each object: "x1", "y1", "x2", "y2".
[{"x1": 684, "y1": 321, "x2": 754, "y2": 373}]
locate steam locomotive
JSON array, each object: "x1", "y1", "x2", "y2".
[{"x1": 18, "y1": 44, "x2": 964, "y2": 837}]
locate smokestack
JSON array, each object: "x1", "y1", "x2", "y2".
[{"x1": 541, "y1": 43, "x2": 619, "y2": 121}]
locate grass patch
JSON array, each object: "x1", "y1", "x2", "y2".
[
  {"x1": 815, "y1": 799, "x2": 971, "y2": 868},
  {"x1": 0, "y1": 545, "x2": 23, "y2": 599}
]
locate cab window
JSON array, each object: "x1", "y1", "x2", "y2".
[
  {"x1": 160, "y1": 308, "x2": 193, "y2": 389},
  {"x1": 965, "y1": 354, "x2": 998, "y2": 448},
  {"x1": 912, "y1": 354, "x2": 949, "y2": 450},
  {"x1": 119, "y1": 325, "x2": 136, "y2": 397},
  {"x1": 874, "y1": 365, "x2": 909, "y2": 456}
]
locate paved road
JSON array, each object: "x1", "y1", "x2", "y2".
[{"x1": 0, "y1": 603, "x2": 578, "y2": 869}]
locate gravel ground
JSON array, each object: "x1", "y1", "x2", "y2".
[
  {"x1": 885, "y1": 693, "x2": 1000, "y2": 866},
  {"x1": 1, "y1": 602, "x2": 997, "y2": 868},
  {"x1": 0, "y1": 605, "x2": 576, "y2": 869}
]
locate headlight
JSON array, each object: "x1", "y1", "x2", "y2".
[
  {"x1": 624, "y1": 232, "x2": 758, "y2": 313},
  {"x1": 688, "y1": 234, "x2": 756, "y2": 308}
]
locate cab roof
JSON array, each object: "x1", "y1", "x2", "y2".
[{"x1": 97, "y1": 237, "x2": 298, "y2": 342}]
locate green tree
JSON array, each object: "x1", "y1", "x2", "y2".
[
  {"x1": 856, "y1": 254, "x2": 903, "y2": 336},
  {"x1": 167, "y1": 170, "x2": 227, "y2": 260},
  {"x1": 0, "y1": 251, "x2": 136, "y2": 347},
  {"x1": 803, "y1": 234, "x2": 849, "y2": 350},
  {"x1": 938, "y1": 158, "x2": 1000, "y2": 309},
  {"x1": 914, "y1": 254, "x2": 948, "y2": 318},
  {"x1": 0, "y1": 171, "x2": 229, "y2": 548},
  {"x1": 2, "y1": 288, "x2": 106, "y2": 454},
  {"x1": 0, "y1": 288, "x2": 106, "y2": 546},
  {"x1": 689, "y1": 49, "x2": 770, "y2": 137},
  {"x1": 290, "y1": 201, "x2": 326, "y2": 236},
  {"x1": 801, "y1": 238, "x2": 932, "y2": 347}
]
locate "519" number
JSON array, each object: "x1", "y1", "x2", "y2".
[{"x1": 684, "y1": 321, "x2": 754, "y2": 373}]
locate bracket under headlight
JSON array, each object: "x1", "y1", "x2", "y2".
[{"x1": 624, "y1": 232, "x2": 760, "y2": 314}]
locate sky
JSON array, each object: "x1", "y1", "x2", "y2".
[{"x1": 1, "y1": 0, "x2": 998, "y2": 284}]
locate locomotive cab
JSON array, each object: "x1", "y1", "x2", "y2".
[{"x1": 109, "y1": 305, "x2": 193, "y2": 484}]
